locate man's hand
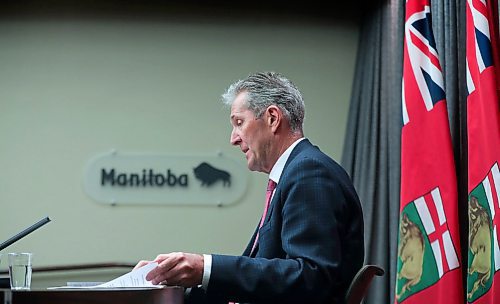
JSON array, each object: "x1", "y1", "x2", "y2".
[{"x1": 144, "y1": 252, "x2": 204, "y2": 287}]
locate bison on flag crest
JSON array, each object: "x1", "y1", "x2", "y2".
[{"x1": 396, "y1": 0, "x2": 463, "y2": 302}]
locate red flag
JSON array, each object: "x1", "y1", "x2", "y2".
[
  {"x1": 466, "y1": 0, "x2": 500, "y2": 302},
  {"x1": 395, "y1": 0, "x2": 463, "y2": 302}
]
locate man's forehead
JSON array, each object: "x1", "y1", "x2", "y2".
[
  {"x1": 230, "y1": 108, "x2": 250, "y2": 120},
  {"x1": 230, "y1": 95, "x2": 251, "y2": 118}
]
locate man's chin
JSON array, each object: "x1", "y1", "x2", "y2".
[
  {"x1": 247, "y1": 162, "x2": 268, "y2": 173},
  {"x1": 246, "y1": 159, "x2": 258, "y2": 172},
  {"x1": 247, "y1": 163, "x2": 257, "y2": 171}
]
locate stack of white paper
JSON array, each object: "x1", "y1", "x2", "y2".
[{"x1": 48, "y1": 262, "x2": 162, "y2": 289}]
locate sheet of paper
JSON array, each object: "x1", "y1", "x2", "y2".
[
  {"x1": 96, "y1": 262, "x2": 158, "y2": 288},
  {"x1": 48, "y1": 262, "x2": 162, "y2": 289}
]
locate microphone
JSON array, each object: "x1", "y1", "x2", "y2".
[{"x1": 0, "y1": 216, "x2": 51, "y2": 251}]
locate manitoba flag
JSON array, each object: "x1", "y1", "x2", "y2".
[
  {"x1": 466, "y1": 0, "x2": 500, "y2": 302},
  {"x1": 396, "y1": 0, "x2": 463, "y2": 302}
]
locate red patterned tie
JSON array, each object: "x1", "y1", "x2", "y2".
[{"x1": 250, "y1": 179, "x2": 277, "y2": 255}]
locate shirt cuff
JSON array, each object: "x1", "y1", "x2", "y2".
[{"x1": 202, "y1": 254, "x2": 212, "y2": 290}]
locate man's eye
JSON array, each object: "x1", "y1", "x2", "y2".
[{"x1": 236, "y1": 119, "x2": 243, "y2": 126}]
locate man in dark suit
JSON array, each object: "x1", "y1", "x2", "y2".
[{"x1": 136, "y1": 72, "x2": 364, "y2": 304}]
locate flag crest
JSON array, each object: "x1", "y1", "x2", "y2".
[{"x1": 396, "y1": 187, "x2": 460, "y2": 302}]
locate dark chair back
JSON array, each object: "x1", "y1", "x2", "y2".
[{"x1": 345, "y1": 264, "x2": 385, "y2": 304}]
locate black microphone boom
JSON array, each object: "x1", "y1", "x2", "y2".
[{"x1": 0, "y1": 216, "x2": 51, "y2": 251}]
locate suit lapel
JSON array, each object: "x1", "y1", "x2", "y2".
[
  {"x1": 256, "y1": 139, "x2": 314, "y2": 241},
  {"x1": 243, "y1": 225, "x2": 259, "y2": 257},
  {"x1": 245, "y1": 139, "x2": 314, "y2": 257}
]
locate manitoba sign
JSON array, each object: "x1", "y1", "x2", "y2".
[{"x1": 83, "y1": 150, "x2": 248, "y2": 206}]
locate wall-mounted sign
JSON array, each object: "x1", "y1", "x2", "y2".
[{"x1": 83, "y1": 150, "x2": 249, "y2": 206}]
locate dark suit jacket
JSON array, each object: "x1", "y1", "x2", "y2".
[{"x1": 187, "y1": 139, "x2": 364, "y2": 304}]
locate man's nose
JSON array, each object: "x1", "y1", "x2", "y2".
[{"x1": 230, "y1": 128, "x2": 240, "y2": 146}]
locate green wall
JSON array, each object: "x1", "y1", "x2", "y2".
[{"x1": 0, "y1": 16, "x2": 359, "y2": 283}]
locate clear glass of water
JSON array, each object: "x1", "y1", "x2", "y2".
[{"x1": 8, "y1": 253, "x2": 33, "y2": 290}]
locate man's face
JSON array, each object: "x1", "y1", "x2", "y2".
[{"x1": 229, "y1": 93, "x2": 273, "y2": 173}]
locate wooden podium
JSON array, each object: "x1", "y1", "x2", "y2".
[{"x1": 0, "y1": 287, "x2": 184, "y2": 304}]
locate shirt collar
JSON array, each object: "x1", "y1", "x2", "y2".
[{"x1": 269, "y1": 137, "x2": 305, "y2": 185}]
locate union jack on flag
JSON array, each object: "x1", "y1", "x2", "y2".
[
  {"x1": 397, "y1": 0, "x2": 463, "y2": 302},
  {"x1": 466, "y1": 0, "x2": 494, "y2": 95},
  {"x1": 402, "y1": 5, "x2": 446, "y2": 125}
]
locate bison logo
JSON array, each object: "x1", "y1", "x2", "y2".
[
  {"x1": 467, "y1": 195, "x2": 492, "y2": 300},
  {"x1": 396, "y1": 213, "x2": 425, "y2": 301},
  {"x1": 194, "y1": 162, "x2": 231, "y2": 187}
]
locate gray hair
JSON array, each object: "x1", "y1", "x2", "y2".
[{"x1": 221, "y1": 71, "x2": 305, "y2": 132}]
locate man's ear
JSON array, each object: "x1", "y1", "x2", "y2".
[{"x1": 266, "y1": 105, "x2": 282, "y2": 133}]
